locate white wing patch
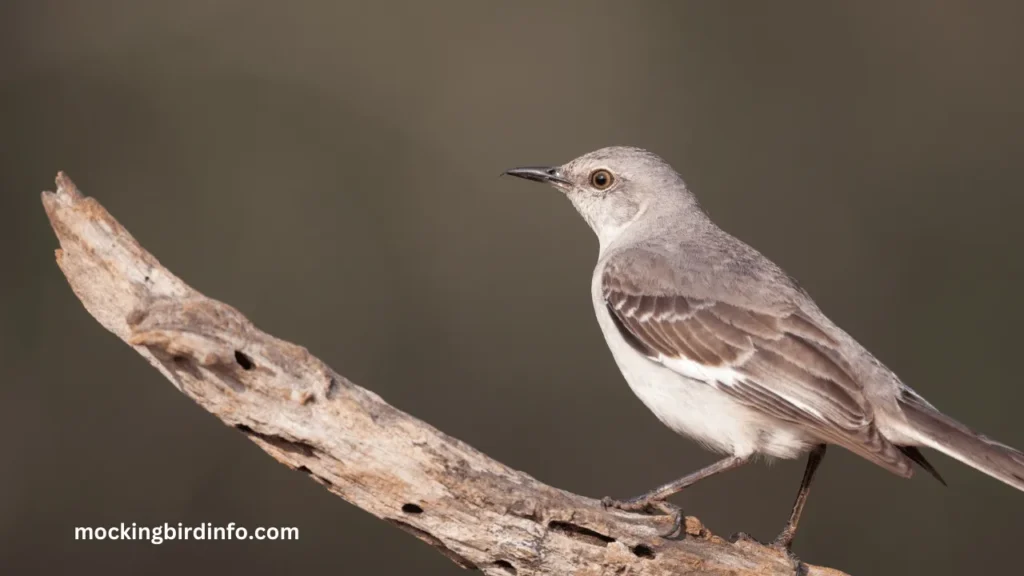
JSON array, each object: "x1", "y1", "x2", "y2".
[
  {"x1": 661, "y1": 354, "x2": 742, "y2": 387},
  {"x1": 657, "y1": 352, "x2": 826, "y2": 423}
]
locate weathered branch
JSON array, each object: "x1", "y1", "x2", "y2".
[{"x1": 42, "y1": 173, "x2": 847, "y2": 576}]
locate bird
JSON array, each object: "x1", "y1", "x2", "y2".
[{"x1": 503, "y1": 146, "x2": 1024, "y2": 549}]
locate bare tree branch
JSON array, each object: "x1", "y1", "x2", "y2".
[{"x1": 41, "y1": 173, "x2": 848, "y2": 576}]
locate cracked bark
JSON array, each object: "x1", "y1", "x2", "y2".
[{"x1": 41, "y1": 173, "x2": 850, "y2": 576}]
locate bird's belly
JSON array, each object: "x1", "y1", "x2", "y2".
[
  {"x1": 614, "y1": 344, "x2": 763, "y2": 455},
  {"x1": 594, "y1": 301, "x2": 813, "y2": 459}
]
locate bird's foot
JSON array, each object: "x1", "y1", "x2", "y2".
[
  {"x1": 733, "y1": 531, "x2": 801, "y2": 560},
  {"x1": 770, "y1": 532, "x2": 794, "y2": 552},
  {"x1": 601, "y1": 496, "x2": 682, "y2": 538},
  {"x1": 600, "y1": 495, "x2": 649, "y2": 512},
  {"x1": 771, "y1": 532, "x2": 804, "y2": 563}
]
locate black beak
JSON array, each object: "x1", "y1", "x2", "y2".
[{"x1": 502, "y1": 166, "x2": 570, "y2": 186}]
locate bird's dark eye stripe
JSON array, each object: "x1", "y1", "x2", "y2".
[{"x1": 590, "y1": 169, "x2": 614, "y2": 190}]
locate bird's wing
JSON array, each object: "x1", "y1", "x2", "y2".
[{"x1": 601, "y1": 249, "x2": 912, "y2": 476}]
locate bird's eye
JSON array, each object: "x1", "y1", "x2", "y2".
[{"x1": 589, "y1": 169, "x2": 614, "y2": 190}]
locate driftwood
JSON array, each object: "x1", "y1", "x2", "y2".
[{"x1": 41, "y1": 173, "x2": 848, "y2": 576}]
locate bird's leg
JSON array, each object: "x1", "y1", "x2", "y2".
[
  {"x1": 604, "y1": 455, "x2": 751, "y2": 509},
  {"x1": 772, "y1": 444, "x2": 827, "y2": 550},
  {"x1": 601, "y1": 454, "x2": 750, "y2": 535}
]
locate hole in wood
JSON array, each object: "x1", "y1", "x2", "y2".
[
  {"x1": 234, "y1": 350, "x2": 254, "y2": 370},
  {"x1": 402, "y1": 503, "x2": 423, "y2": 514},
  {"x1": 632, "y1": 544, "x2": 655, "y2": 559},
  {"x1": 493, "y1": 560, "x2": 517, "y2": 574},
  {"x1": 547, "y1": 521, "x2": 615, "y2": 546}
]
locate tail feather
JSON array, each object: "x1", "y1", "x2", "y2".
[
  {"x1": 899, "y1": 391, "x2": 1024, "y2": 492},
  {"x1": 897, "y1": 445, "x2": 947, "y2": 486}
]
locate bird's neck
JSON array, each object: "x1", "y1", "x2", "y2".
[{"x1": 594, "y1": 196, "x2": 708, "y2": 256}]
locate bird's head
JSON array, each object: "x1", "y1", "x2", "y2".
[{"x1": 504, "y1": 146, "x2": 697, "y2": 247}]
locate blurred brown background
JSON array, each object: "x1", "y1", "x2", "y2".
[{"x1": 3, "y1": 1, "x2": 1023, "y2": 574}]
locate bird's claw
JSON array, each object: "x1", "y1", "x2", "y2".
[
  {"x1": 601, "y1": 496, "x2": 682, "y2": 538},
  {"x1": 600, "y1": 496, "x2": 647, "y2": 512},
  {"x1": 732, "y1": 532, "x2": 802, "y2": 568},
  {"x1": 771, "y1": 539, "x2": 803, "y2": 570}
]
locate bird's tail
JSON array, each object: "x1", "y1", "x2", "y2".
[{"x1": 898, "y1": 390, "x2": 1024, "y2": 492}]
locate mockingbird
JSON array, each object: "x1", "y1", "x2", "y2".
[{"x1": 504, "y1": 146, "x2": 1024, "y2": 548}]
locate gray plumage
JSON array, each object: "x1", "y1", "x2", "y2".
[{"x1": 504, "y1": 146, "x2": 1023, "y2": 543}]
